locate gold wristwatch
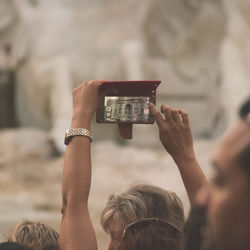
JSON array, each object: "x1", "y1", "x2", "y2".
[{"x1": 64, "y1": 128, "x2": 93, "y2": 145}]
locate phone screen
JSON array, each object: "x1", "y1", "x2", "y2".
[{"x1": 98, "y1": 96, "x2": 153, "y2": 123}]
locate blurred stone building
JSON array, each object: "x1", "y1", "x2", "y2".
[{"x1": 0, "y1": 0, "x2": 249, "y2": 151}]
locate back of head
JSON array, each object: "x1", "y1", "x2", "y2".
[
  {"x1": 0, "y1": 242, "x2": 32, "y2": 250},
  {"x1": 238, "y1": 98, "x2": 250, "y2": 182},
  {"x1": 121, "y1": 218, "x2": 181, "y2": 250},
  {"x1": 101, "y1": 183, "x2": 184, "y2": 233},
  {"x1": 4, "y1": 220, "x2": 59, "y2": 250}
]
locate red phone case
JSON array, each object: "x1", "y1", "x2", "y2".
[{"x1": 96, "y1": 80, "x2": 161, "y2": 139}]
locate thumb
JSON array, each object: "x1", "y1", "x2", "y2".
[{"x1": 148, "y1": 102, "x2": 164, "y2": 128}]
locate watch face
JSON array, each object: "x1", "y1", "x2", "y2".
[{"x1": 100, "y1": 96, "x2": 152, "y2": 123}]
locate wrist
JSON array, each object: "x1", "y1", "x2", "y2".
[
  {"x1": 172, "y1": 151, "x2": 197, "y2": 167},
  {"x1": 71, "y1": 113, "x2": 91, "y2": 129},
  {"x1": 72, "y1": 107, "x2": 93, "y2": 120}
]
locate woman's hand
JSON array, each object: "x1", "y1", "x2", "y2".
[
  {"x1": 149, "y1": 102, "x2": 208, "y2": 204},
  {"x1": 149, "y1": 102, "x2": 195, "y2": 164},
  {"x1": 71, "y1": 80, "x2": 104, "y2": 128}
]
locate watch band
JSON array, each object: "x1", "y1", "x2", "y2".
[{"x1": 64, "y1": 128, "x2": 93, "y2": 145}]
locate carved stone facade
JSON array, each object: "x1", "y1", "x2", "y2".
[{"x1": 0, "y1": 0, "x2": 249, "y2": 151}]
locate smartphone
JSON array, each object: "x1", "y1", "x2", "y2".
[{"x1": 96, "y1": 81, "x2": 161, "y2": 124}]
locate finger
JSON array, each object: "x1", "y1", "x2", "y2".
[
  {"x1": 98, "y1": 79, "x2": 109, "y2": 90},
  {"x1": 87, "y1": 80, "x2": 104, "y2": 95},
  {"x1": 148, "y1": 102, "x2": 164, "y2": 128},
  {"x1": 77, "y1": 81, "x2": 87, "y2": 88},
  {"x1": 73, "y1": 81, "x2": 86, "y2": 93},
  {"x1": 78, "y1": 80, "x2": 92, "y2": 89},
  {"x1": 180, "y1": 109, "x2": 190, "y2": 127},
  {"x1": 92, "y1": 80, "x2": 102, "y2": 87},
  {"x1": 171, "y1": 108, "x2": 181, "y2": 123},
  {"x1": 161, "y1": 104, "x2": 172, "y2": 122},
  {"x1": 98, "y1": 79, "x2": 109, "y2": 87}
]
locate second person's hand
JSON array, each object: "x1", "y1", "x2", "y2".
[{"x1": 149, "y1": 103, "x2": 195, "y2": 164}]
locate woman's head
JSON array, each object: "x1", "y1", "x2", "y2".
[
  {"x1": 101, "y1": 183, "x2": 184, "y2": 250},
  {"x1": 121, "y1": 218, "x2": 181, "y2": 250},
  {"x1": 4, "y1": 220, "x2": 59, "y2": 250}
]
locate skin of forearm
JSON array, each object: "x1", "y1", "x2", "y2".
[
  {"x1": 62, "y1": 137, "x2": 91, "y2": 207},
  {"x1": 62, "y1": 116, "x2": 92, "y2": 210},
  {"x1": 60, "y1": 82, "x2": 102, "y2": 250},
  {"x1": 173, "y1": 154, "x2": 208, "y2": 204}
]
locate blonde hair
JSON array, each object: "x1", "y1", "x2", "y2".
[
  {"x1": 4, "y1": 220, "x2": 59, "y2": 250},
  {"x1": 101, "y1": 183, "x2": 184, "y2": 233}
]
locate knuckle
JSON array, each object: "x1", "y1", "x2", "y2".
[
  {"x1": 161, "y1": 124, "x2": 169, "y2": 131},
  {"x1": 160, "y1": 129, "x2": 167, "y2": 137},
  {"x1": 156, "y1": 112, "x2": 162, "y2": 118},
  {"x1": 180, "y1": 122, "x2": 186, "y2": 128},
  {"x1": 181, "y1": 110, "x2": 188, "y2": 116},
  {"x1": 168, "y1": 124, "x2": 175, "y2": 130},
  {"x1": 161, "y1": 104, "x2": 168, "y2": 111},
  {"x1": 92, "y1": 80, "x2": 98, "y2": 84},
  {"x1": 152, "y1": 111, "x2": 160, "y2": 118}
]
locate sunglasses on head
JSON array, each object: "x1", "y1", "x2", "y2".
[{"x1": 122, "y1": 217, "x2": 181, "y2": 239}]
